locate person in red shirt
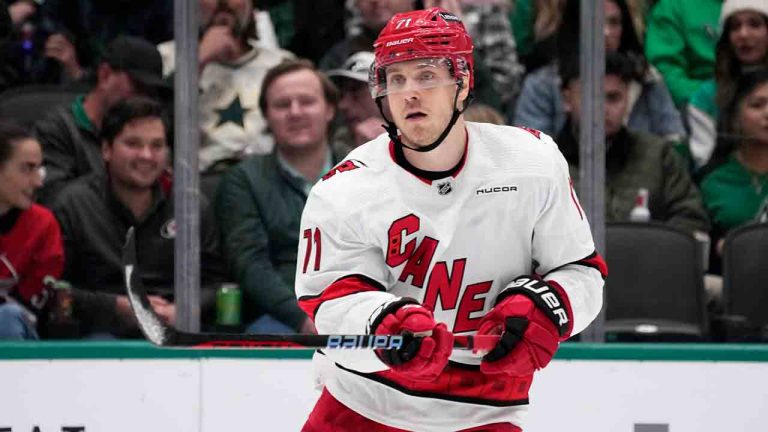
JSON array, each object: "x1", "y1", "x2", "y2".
[{"x1": 0, "y1": 120, "x2": 64, "y2": 339}]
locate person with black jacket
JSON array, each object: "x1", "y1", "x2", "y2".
[
  {"x1": 34, "y1": 36, "x2": 169, "y2": 205},
  {"x1": 51, "y1": 97, "x2": 224, "y2": 338}
]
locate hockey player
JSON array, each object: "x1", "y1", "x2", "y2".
[{"x1": 296, "y1": 7, "x2": 606, "y2": 431}]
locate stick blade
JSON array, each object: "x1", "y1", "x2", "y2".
[{"x1": 123, "y1": 227, "x2": 176, "y2": 346}]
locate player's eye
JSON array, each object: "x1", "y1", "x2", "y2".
[
  {"x1": 418, "y1": 71, "x2": 436, "y2": 82},
  {"x1": 388, "y1": 74, "x2": 406, "y2": 88}
]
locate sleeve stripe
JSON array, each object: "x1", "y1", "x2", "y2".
[
  {"x1": 298, "y1": 274, "x2": 385, "y2": 320},
  {"x1": 574, "y1": 251, "x2": 608, "y2": 279},
  {"x1": 546, "y1": 250, "x2": 608, "y2": 280}
]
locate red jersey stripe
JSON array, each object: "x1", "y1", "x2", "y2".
[
  {"x1": 298, "y1": 275, "x2": 383, "y2": 320},
  {"x1": 578, "y1": 251, "x2": 608, "y2": 279}
]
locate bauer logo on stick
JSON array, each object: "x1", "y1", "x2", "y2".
[{"x1": 327, "y1": 335, "x2": 404, "y2": 350}]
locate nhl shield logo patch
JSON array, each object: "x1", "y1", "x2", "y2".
[{"x1": 437, "y1": 181, "x2": 453, "y2": 195}]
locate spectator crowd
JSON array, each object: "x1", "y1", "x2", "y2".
[{"x1": 0, "y1": 0, "x2": 766, "y2": 341}]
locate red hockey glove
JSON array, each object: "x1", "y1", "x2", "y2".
[
  {"x1": 478, "y1": 276, "x2": 571, "y2": 377},
  {"x1": 370, "y1": 298, "x2": 453, "y2": 381}
]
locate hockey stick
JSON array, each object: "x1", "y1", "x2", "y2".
[{"x1": 123, "y1": 227, "x2": 499, "y2": 352}]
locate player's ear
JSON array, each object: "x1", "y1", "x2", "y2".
[{"x1": 456, "y1": 76, "x2": 470, "y2": 107}]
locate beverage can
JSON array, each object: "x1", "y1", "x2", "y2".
[
  {"x1": 43, "y1": 276, "x2": 74, "y2": 322},
  {"x1": 217, "y1": 283, "x2": 241, "y2": 326}
]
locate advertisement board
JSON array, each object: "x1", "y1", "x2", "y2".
[{"x1": 1, "y1": 343, "x2": 766, "y2": 431}]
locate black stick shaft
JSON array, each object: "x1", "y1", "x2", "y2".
[{"x1": 168, "y1": 331, "x2": 498, "y2": 351}]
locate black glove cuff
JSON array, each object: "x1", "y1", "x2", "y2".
[{"x1": 496, "y1": 276, "x2": 569, "y2": 337}]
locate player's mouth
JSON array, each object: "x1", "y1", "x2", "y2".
[{"x1": 405, "y1": 111, "x2": 427, "y2": 121}]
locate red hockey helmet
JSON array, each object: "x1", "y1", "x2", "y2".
[{"x1": 369, "y1": 7, "x2": 474, "y2": 99}]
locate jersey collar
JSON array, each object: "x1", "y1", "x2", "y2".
[{"x1": 388, "y1": 129, "x2": 469, "y2": 185}]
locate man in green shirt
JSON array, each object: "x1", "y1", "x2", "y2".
[{"x1": 215, "y1": 59, "x2": 346, "y2": 333}]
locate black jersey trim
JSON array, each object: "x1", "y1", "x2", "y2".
[
  {"x1": 391, "y1": 139, "x2": 468, "y2": 182},
  {"x1": 446, "y1": 360, "x2": 481, "y2": 370}
]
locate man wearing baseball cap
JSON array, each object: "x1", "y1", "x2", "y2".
[
  {"x1": 34, "y1": 36, "x2": 169, "y2": 205},
  {"x1": 100, "y1": 36, "x2": 172, "y2": 97},
  {"x1": 327, "y1": 51, "x2": 384, "y2": 149}
]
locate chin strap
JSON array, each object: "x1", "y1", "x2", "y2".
[{"x1": 376, "y1": 83, "x2": 474, "y2": 153}]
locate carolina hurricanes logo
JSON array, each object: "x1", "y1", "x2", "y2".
[{"x1": 160, "y1": 219, "x2": 176, "y2": 239}]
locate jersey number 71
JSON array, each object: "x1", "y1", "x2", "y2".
[{"x1": 302, "y1": 228, "x2": 322, "y2": 273}]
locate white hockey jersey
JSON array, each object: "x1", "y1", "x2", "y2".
[{"x1": 296, "y1": 122, "x2": 605, "y2": 431}]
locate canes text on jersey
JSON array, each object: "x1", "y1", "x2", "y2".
[{"x1": 386, "y1": 214, "x2": 493, "y2": 333}]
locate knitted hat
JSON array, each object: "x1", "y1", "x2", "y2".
[{"x1": 720, "y1": 0, "x2": 768, "y2": 28}]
